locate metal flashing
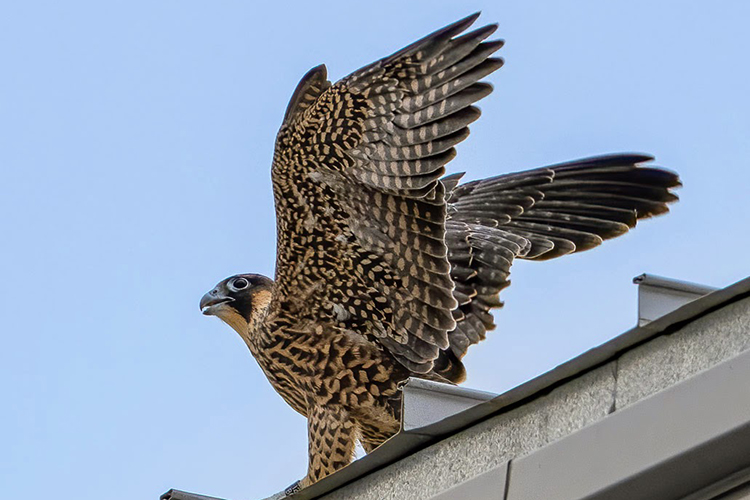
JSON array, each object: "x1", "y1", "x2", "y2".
[
  {"x1": 634, "y1": 273, "x2": 718, "y2": 326},
  {"x1": 401, "y1": 378, "x2": 496, "y2": 433},
  {"x1": 680, "y1": 466, "x2": 750, "y2": 500},
  {"x1": 428, "y1": 462, "x2": 509, "y2": 500},
  {"x1": 505, "y1": 348, "x2": 750, "y2": 500},
  {"x1": 161, "y1": 490, "x2": 227, "y2": 500}
]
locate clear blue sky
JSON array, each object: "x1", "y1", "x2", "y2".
[{"x1": 1, "y1": 1, "x2": 748, "y2": 499}]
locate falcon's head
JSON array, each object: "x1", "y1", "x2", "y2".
[{"x1": 200, "y1": 274, "x2": 274, "y2": 336}]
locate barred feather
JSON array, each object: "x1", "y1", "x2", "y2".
[
  {"x1": 434, "y1": 154, "x2": 680, "y2": 381},
  {"x1": 271, "y1": 13, "x2": 504, "y2": 373}
]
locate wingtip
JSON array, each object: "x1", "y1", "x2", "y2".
[
  {"x1": 475, "y1": 22, "x2": 499, "y2": 38},
  {"x1": 626, "y1": 153, "x2": 683, "y2": 190},
  {"x1": 465, "y1": 11, "x2": 482, "y2": 23},
  {"x1": 306, "y1": 64, "x2": 328, "y2": 81},
  {"x1": 381, "y1": 12, "x2": 484, "y2": 66},
  {"x1": 438, "y1": 12, "x2": 483, "y2": 40},
  {"x1": 632, "y1": 152, "x2": 656, "y2": 164},
  {"x1": 282, "y1": 64, "x2": 330, "y2": 126},
  {"x1": 611, "y1": 152, "x2": 656, "y2": 164}
]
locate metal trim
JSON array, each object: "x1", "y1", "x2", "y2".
[
  {"x1": 505, "y1": 348, "x2": 750, "y2": 500},
  {"x1": 160, "y1": 490, "x2": 227, "y2": 500},
  {"x1": 634, "y1": 274, "x2": 718, "y2": 326},
  {"x1": 679, "y1": 466, "x2": 750, "y2": 500},
  {"x1": 401, "y1": 378, "x2": 496, "y2": 433},
  {"x1": 428, "y1": 462, "x2": 509, "y2": 500},
  {"x1": 633, "y1": 273, "x2": 718, "y2": 296}
]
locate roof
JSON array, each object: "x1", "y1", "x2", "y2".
[{"x1": 162, "y1": 273, "x2": 750, "y2": 500}]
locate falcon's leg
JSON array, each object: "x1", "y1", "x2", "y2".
[
  {"x1": 357, "y1": 419, "x2": 398, "y2": 454},
  {"x1": 303, "y1": 405, "x2": 357, "y2": 485},
  {"x1": 360, "y1": 437, "x2": 385, "y2": 454}
]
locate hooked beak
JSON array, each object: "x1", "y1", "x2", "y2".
[{"x1": 200, "y1": 290, "x2": 234, "y2": 316}]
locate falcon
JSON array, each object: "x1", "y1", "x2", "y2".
[{"x1": 200, "y1": 13, "x2": 680, "y2": 487}]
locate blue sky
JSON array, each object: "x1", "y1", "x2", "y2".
[{"x1": 1, "y1": 1, "x2": 749, "y2": 499}]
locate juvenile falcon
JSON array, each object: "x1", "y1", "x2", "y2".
[{"x1": 200, "y1": 13, "x2": 680, "y2": 487}]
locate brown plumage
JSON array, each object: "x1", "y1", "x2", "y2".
[{"x1": 199, "y1": 13, "x2": 680, "y2": 487}]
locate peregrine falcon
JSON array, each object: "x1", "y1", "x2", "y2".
[{"x1": 200, "y1": 13, "x2": 680, "y2": 487}]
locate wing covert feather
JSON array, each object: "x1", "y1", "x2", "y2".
[{"x1": 270, "y1": 14, "x2": 503, "y2": 373}]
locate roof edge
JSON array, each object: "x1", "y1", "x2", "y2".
[{"x1": 286, "y1": 275, "x2": 750, "y2": 499}]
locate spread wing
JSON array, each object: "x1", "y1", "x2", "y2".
[
  {"x1": 270, "y1": 13, "x2": 503, "y2": 373},
  {"x1": 441, "y1": 154, "x2": 681, "y2": 372}
]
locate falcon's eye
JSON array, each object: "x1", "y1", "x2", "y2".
[{"x1": 231, "y1": 277, "x2": 249, "y2": 291}]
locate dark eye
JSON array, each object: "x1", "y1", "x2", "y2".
[{"x1": 232, "y1": 277, "x2": 249, "y2": 290}]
